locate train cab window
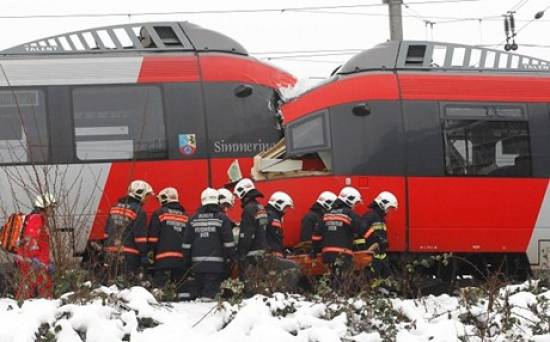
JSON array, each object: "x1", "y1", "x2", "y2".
[
  {"x1": 443, "y1": 111, "x2": 531, "y2": 177},
  {"x1": 72, "y1": 85, "x2": 167, "y2": 161},
  {"x1": 287, "y1": 110, "x2": 331, "y2": 156},
  {"x1": 0, "y1": 89, "x2": 49, "y2": 164}
]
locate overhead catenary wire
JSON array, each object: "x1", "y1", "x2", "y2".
[
  {"x1": 476, "y1": 43, "x2": 550, "y2": 48},
  {"x1": 0, "y1": 0, "x2": 480, "y2": 19},
  {"x1": 495, "y1": 4, "x2": 550, "y2": 47},
  {"x1": 251, "y1": 48, "x2": 364, "y2": 56},
  {"x1": 277, "y1": 8, "x2": 550, "y2": 23},
  {"x1": 509, "y1": 0, "x2": 530, "y2": 13}
]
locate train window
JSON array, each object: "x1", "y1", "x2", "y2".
[
  {"x1": 443, "y1": 120, "x2": 531, "y2": 177},
  {"x1": 0, "y1": 89, "x2": 49, "y2": 164},
  {"x1": 287, "y1": 110, "x2": 331, "y2": 156},
  {"x1": 446, "y1": 106, "x2": 488, "y2": 118},
  {"x1": 496, "y1": 108, "x2": 524, "y2": 118},
  {"x1": 73, "y1": 85, "x2": 166, "y2": 161}
]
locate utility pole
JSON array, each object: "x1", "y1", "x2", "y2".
[{"x1": 383, "y1": 0, "x2": 404, "y2": 41}]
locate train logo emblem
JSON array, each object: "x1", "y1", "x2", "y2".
[{"x1": 178, "y1": 134, "x2": 197, "y2": 156}]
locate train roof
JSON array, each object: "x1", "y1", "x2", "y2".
[
  {"x1": 0, "y1": 21, "x2": 248, "y2": 56},
  {"x1": 338, "y1": 40, "x2": 550, "y2": 75}
]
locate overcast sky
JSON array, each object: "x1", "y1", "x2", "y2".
[{"x1": 0, "y1": 0, "x2": 549, "y2": 81}]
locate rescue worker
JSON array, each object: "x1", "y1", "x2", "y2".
[
  {"x1": 300, "y1": 191, "x2": 337, "y2": 243},
  {"x1": 357, "y1": 191, "x2": 398, "y2": 279},
  {"x1": 233, "y1": 178, "x2": 268, "y2": 264},
  {"x1": 265, "y1": 191, "x2": 302, "y2": 289},
  {"x1": 266, "y1": 191, "x2": 294, "y2": 257},
  {"x1": 148, "y1": 187, "x2": 189, "y2": 297},
  {"x1": 182, "y1": 188, "x2": 236, "y2": 299},
  {"x1": 103, "y1": 180, "x2": 153, "y2": 278},
  {"x1": 312, "y1": 187, "x2": 362, "y2": 287},
  {"x1": 218, "y1": 188, "x2": 235, "y2": 215},
  {"x1": 16, "y1": 193, "x2": 56, "y2": 299}
]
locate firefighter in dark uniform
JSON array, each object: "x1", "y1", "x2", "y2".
[
  {"x1": 182, "y1": 188, "x2": 236, "y2": 299},
  {"x1": 266, "y1": 191, "x2": 294, "y2": 258},
  {"x1": 218, "y1": 188, "x2": 235, "y2": 216},
  {"x1": 356, "y1": 191, "x2": 398, "y2": 279},
  {"x1": 312, "y1": 187, "x2": 362, "y2": 287},
  {"x1": 266, "y1": 191, "x2": 302, "y2": 289},
  {"x1": 299, "y1": 191, "x2": 337, "y2": 243},
  {"x1": 103, "y1": 180, "x2": 153, "y2": 278},
  {"x1": 148, "y1": 187, "x2": 189, "y2": 297},
  {"x1": 233, "y1": 178, "x2": 268, "y2": 265}
]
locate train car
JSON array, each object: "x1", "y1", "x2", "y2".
[
  {"x1": 251, "y1": 41, "x2": 550, "y2": 276},
  {"x1": 0, "y1": 22, "x2": 295, "y2": 252}
]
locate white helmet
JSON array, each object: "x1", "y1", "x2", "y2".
[
  {"x1": 218, "y1": 188, "x2": 235, "y2": 207},
  {"x1": 201, "y1": 188, "x2": 220, "y2": 206},
  {"x1": 317, "y1": 191, "x2": 337, "y2": 211},
  {"x1": 158, "y1": 187, "x2": 178, "y2": 205},
  {"x1": 34, "y1": 193, "x2": 57, "y2": 209},
  {"x1": 128, "y1": 180, "x2": 154, "y2": 202},
  {"x1": 268, "y1": 191, "x2": 294, "y2": 212},
  {"x1": 233, "y1": 178, "x2": 255, "y2": 199},
  {"x1": 374, "y1": 191, "x2": 398, "y2": 213},
  {"x1": 338, "y1": 187, "x2": 362, "y2": 207}
]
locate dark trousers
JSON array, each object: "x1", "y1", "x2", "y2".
[
  {"x1": 370, "y1": 257, "x2": 391, "y2": 279},
  {"x1": 105, "y1": 253, "x2": 140, "y2": 281},
  {"x1": 152, "y1": 267, "x2": 187, "y2": 290},
  {"x1": 272, "y1": 256, "x2": 302, "y2": 290},
  {"x1": 326, "y1": 255, "x2": 353, "y2": 289},
  {"x1": 191, "y1": 272, "x2": 226, "y2": 299}
]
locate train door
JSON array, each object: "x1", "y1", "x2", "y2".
[
  {"x1": 405, "y1": 101, "x2": 547, "y2": 259},
  {"x1": 525, "y1": 103, "x2": 550, "y2": 268}
]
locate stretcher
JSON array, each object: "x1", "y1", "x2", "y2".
[{"x1": 288, "y1": 250, "x2": 374, "y2": 276}]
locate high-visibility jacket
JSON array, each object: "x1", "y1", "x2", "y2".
[
  {"x1": 312, "y1": 199, "x2": 361, "y2": 264},
  {"x1": 182, "y1": 205, "x2": 236, "y2": 273},
  {"x1": 148, "y1": 202, "x2": 188, "y2": 269},
  {"x1": 357, "y1": 203, "x2": 388, "y2": 259},
  {"x1": 103, "y1": 196, "x2": 148, "y2": 257},
  {"x1": 266, "y1": 206, "x2": 285, "y2": 257},
  {"x1": 237, "y1": 190, "x2": 268, "y2": 259},
  {"x1": 300, "y1": 203, "x2": 325, "y2": 242},
  {"x1": 17, "y1": 210, "x2": 50, "y2": 265},
  {"x1": 16, "y1": 209, "x2": 52, "y2": 299}
]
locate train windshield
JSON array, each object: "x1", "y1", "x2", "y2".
[{"x1": 251, "y1": 111, "x2": 332, "y2": 181}]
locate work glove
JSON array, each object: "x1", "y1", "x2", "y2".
[
  {"x1": 140, "y1": 256, "x2": 152, "y2": 268},
  {"x1": 146, "y1": 251, "x2": 155, "y2": 265},
  {"x1": 31, "y1": 257, "x2": 42, "y2": 270},
  {"x1": 47, "y1": 263, "x2": 56, "y2": 275}
]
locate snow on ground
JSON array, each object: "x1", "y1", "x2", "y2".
[{"x1": 1, "y1": 281, "x2": 550, "y2": 342}]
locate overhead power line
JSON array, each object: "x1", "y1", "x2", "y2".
[
  {"x1": 0, "y1": 0, "x2": 479, "y2": 19},
  {"x1": 265, "y1": 52, "x2": 360, "y2": 59},
  {"x1": 509, "y1": 0, "x2": 530, "y2": 13},
  {"x1": 476, "y1": 43, "x2": 550, "y2": 48},
  {"x1": 0, "y1": 4, "x2": 389, "y2": 19},
  {"x1": 251, "y1": 48, "x2": 363, "y2": 56}
]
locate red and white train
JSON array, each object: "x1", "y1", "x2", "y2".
[
  {"x1": 0, "y1": 21, "x2": 294, "y2": 252},
  {"x1": 255, "y1": 41, "x2": 550, "y2": 276},
  {"x1": 1, "y1": 22, "x2": 549, "y2": 275}
]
